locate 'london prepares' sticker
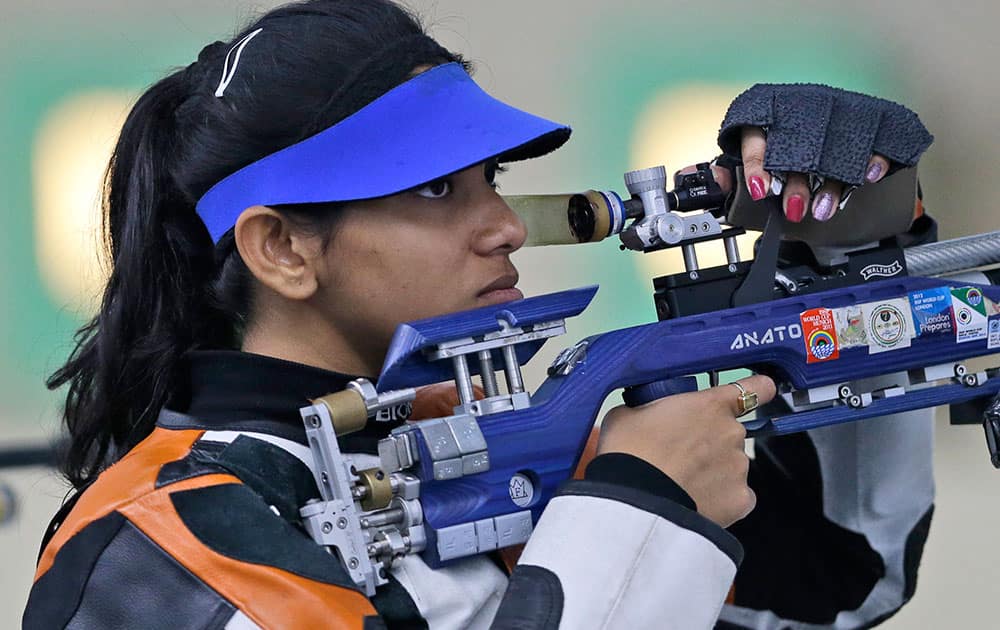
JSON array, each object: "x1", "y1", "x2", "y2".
[{"x1": 908, "y1": 288, "x2": 953, "y2": 336}]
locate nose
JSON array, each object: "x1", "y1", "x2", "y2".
[{"x1": 473, "y1": 188, "x2": 528, "y2": 256}]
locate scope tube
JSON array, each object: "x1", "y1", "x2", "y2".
[{"x1": 505, "y1": 190, "x2": 628, "y2": 246}]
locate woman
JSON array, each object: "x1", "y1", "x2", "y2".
[{"x1": 23, "y1": 1, "x2": 934, "y2": 628}]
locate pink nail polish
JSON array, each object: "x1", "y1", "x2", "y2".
[
  {"x1": 786, "y1": 195, "x2": 805, "y2": 223},
  {"x1": 814, "y1": 193, "x2": 834, "y2": 221},
  {"x1": 749, "y1": 176, "x2": 766, "y2": 201},
  {"x1": 866, "y1": 162, "x2": 883, "y2": 182}
]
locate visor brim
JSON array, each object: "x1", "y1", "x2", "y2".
[{"x1": 196, "y1": 62, "x2": 571, "y2": 242}]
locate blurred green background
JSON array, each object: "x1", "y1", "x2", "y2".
[{"x1": 2, "y1": 0, "x2": 998, "y2": 627}]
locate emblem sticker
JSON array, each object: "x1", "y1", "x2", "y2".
[
  {"x1": 509, "y1": 473, "x2": 535, "y2": 508},
  {"x1": 800, "y1": 308, "x2": 840, "y2": 363},
  {"x1": 951, "y1": 287, "x2": 988, "y2": 343},
  {"x1": 834, "y1": 305, "x2": 867, "y2": 349},
  {"x1": 989, "y1": 316, "x2": 1000, "y2": 350},
  {"x1": 862, "y1": 299, "x2": 914, "y2": 354},
  {"x1": 908, "y1": 288, "x2": 953, "y2": 336}
]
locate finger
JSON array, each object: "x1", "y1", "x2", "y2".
[
  {"x1": 781, "y1": 172, "x2": 811, "y2": 223},
  {"x1": 865, "y1": 153, "x2": 891, "y2": 183},
  {"x1": 717, "y1": 375, "x2": 776, "y2": 418},
  {"x1": 739, "y1": 375, "x2": 777, "y2": 404},
  {"x1": 711, "y1": 163, "x2": 733, "y2": 195},
  {"x1": 811, "y1": 179, "x2": 842, "y2": 222},
  {"x1": 736, "y1": 484, "x2": 757, "y2": 522},
  {"x1": 740, "y1": 127, "x2": 769, "y2": 201},
  {"x1": 674, "y1": 163, "x2": 734, "y2": 195}
]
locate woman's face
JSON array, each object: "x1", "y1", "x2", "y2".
[{"x1": 313, "y1": 160, "x2": 526, "y2": 370}]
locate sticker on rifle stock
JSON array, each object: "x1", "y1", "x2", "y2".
[
  {"x1": 833, "y1": 305, "x2": 867, "y2": 349},
  {"x1": 800, "y1": 308, "x2": 840, "y2": 363},
  {"x1": 951, "y1": 287, "x2": 988, "y2": 343},
  {"x1": 908, "y1": 288, "x2": 953, "y2": 337},
  {"x1": 862, "y1": 299, "x2": 915, "y2": 354},
  {"x1": 988, "y1": 316, "x2": 1000, "y2": 350},
  {"x1": 509, "y1": 473, "x2": 534, "y2": 508}
]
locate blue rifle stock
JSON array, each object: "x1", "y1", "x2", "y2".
[{"x1": 374, "y1": 275, "x2": 1000, "y2": 569}]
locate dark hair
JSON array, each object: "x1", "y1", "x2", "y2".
[{"x1": 48, "y1": 0, "x2": 466, "y2": 489}]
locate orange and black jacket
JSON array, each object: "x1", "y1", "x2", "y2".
[{"x1": 24, "y1": 351, "x2": 398, "y2": 628}]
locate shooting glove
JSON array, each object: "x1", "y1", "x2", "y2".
[{"x1": 718, "y1": 83, "x2": 933, "y2": 186}]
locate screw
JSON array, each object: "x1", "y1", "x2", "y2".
[
  {"x1": 689, "y1": 271, "x2": 699, "y2": 280},
  {"x1": 955, "y1": 364, "x2": 968, "y2": 377},
  {"x1": 321, "y1": 472, "x2": 329, "y2": 485},
  {"x1": 337, "y1": 517, "x2": 348, "y2": 529},
  {"x1": 963, "y1": 374, "x2": 978, "y2": 387},
  {"x1": 728, "y1": 264, "x2": 737, "y2": 273},
  {"x1": 308, "y1": 415, "x2": 321, "y2": 428},
  {"x1": 348, "y1": 558, "x2": 360, "y2": 569},
  {"x1": 322, "y1": 521, "x2": 333, "y2": 533},
  {"x1": 689, "y1": 224, "x2": 698, "y2": 233},
  {"x1": 702, "y1": 222, "x2": 710, "y2": 232},
  {"x1": 848, "y1": 395, "x2": 863, "y2": 408}
]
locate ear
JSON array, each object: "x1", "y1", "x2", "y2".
[{"x1": 234, "y1": 205, "x2": 320, "y2": 300}]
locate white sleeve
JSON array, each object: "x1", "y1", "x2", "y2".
[{"x1": 494, "y1": 478, "x2": 742, "y2": 630}]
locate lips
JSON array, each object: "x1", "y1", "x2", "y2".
[{"x1": 478, "y1": 272, "x2": 520, "y2": 297}]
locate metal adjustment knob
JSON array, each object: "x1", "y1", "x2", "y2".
[
  {"x1": 624, "y1": 165, "x2": 668, "y2": 195},
  {"x1": 655, "y1": 213, "x2": 685, "y2": 245}
]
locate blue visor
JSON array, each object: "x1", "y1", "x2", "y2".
[{"x1": 195, "y1": 62, "x2": 571, "y2": 242}]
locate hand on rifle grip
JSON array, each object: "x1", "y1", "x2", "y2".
[{"x1": 599, "y1": 374, "x2": 776, "y2": 528}]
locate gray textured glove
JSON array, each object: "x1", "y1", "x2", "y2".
[{"x1": 718, "y1": 84, "x2": 933, "y2": 186}]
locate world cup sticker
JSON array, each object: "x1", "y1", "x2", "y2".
[
  {"x1": 951, "y1": 287, "x2": 988, "y2": 343},
  {"x1": 989, "y1": 316, "x2": 1000, "y2": 350},
  {"x1": 908, "y1": 288, "x2": 953, "y2": 336},
  {"x1": 862, "y1": 299, "x2": 915, "y2": 354},
  {"x1": 800, "y1": 308, "x2": 840, "y2": 363}
]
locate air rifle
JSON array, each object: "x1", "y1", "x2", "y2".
[{"x1": 297, "y1": 163, "x2": 1000, "y2": 594}]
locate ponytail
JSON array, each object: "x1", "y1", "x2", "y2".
[{"x1": 48, "y1": 71, "x2": 231, "y2": 489}]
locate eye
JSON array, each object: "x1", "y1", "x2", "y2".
[
  {"x1": 415, "y1": 179, "x2": 452, "y2": 199},
  {"x1": 485, "y1": 160, "x2": 508, "y2": 190}
]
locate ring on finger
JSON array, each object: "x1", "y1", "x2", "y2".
[{"x1": 731, "y1": 381, "x2": 759, "y2": 417}]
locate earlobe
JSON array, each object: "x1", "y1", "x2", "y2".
[{"x1": 234, "y1": 205, "x2": 319, "y2": 300}]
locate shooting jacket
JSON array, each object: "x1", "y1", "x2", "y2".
[{"x1": 23, "y1": 349, "x2": 934, "y2": 629}]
